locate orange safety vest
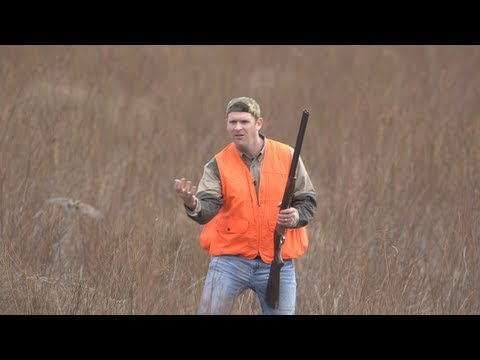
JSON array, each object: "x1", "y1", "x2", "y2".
[{"x1": 199, "y1": 139, "x2": 309, "y2": 263}]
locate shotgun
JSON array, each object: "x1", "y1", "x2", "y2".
[{"x1": 266, "y1": 109, "x2": 309, "y2": 309}]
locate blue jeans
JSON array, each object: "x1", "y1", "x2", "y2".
[{"x1": 197, "y1": 255, "x2": 296, "y2": 315}]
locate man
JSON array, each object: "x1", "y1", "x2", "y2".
[{"x1": 174, "y1": 97, "x2": 316, "y2": 314}]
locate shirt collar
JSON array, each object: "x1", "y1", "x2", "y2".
[{"x1": 238, "y1": 133, "x2": 266, "y2": 161}]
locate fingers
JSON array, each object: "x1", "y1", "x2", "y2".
[
  {"x1": 277, "y1": 207, "x2": 299, "y2": 227},
  {"x1": 279, "y1": 207, "x2": 296, "y2": 216},
  {"x1": 174, "y1": 178, "x2": 191, "y2": 193},
  {"x1": 174, "y1": 178, "x2": 183, "y2": 192},
  {"x1": 174, "y1": 178, "x2": 197, "y2": 202}
]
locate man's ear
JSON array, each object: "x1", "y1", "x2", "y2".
[{"x1": 256, "y1": 117, "x2": 264, "y2": 130}]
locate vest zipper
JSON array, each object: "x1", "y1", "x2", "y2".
[{"x1": 253, "y1": 179, "x2": 260, "y2": 207}]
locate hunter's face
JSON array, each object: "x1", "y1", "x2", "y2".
[{"x1": 226, "y1": 112, "x2": 262, "y2": 153}]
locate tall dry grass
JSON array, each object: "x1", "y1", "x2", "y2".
[{"x1": 0, "y1": 45, "x2": 479, "y2": 314}]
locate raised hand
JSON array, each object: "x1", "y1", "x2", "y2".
[{"x1": 174, "y1": 178, "x2": 198, "y2": 210}]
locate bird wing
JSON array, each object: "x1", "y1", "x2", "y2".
[
  {"x1": 78, "y1": 202, "x2": 104, "y2": 219},
  {"x1": 46, "y1": 197, "x2": 71, "y2": 206}
]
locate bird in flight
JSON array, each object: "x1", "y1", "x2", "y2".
[{"x1": 46, "y1": 197, "x2": 104, "y2": 219}]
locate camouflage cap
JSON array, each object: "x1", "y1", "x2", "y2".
[{"x1": 226, "y1": 97, "x2": 261, "y2": 118}]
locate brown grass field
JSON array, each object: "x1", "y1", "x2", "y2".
[{"x1": 0, "y1": 45, "x2": 479, "y2": 314}]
